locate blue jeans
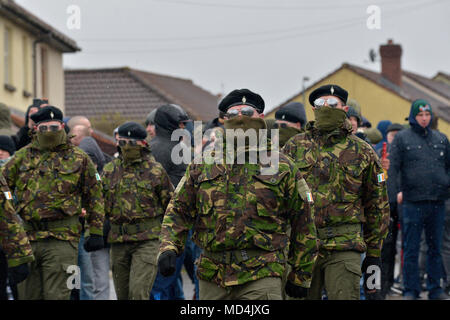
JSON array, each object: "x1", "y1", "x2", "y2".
[
  {"x1": 402, "y1": 200, "x2": 446, "y2": 299},
  {"x1": 150, "y1": 251, "x2": 186, "y2": 300},
  {"x1": 78, "y1": 233, "x2": 95, "y2": 300}
]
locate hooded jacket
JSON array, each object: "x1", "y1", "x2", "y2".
[
  {"x1": 11, "y1": 104, "x2": 39, "y2": 150},
  {"x1": 389, "y1": 106, "x2": 450, "y2": 202},
  {"x1": 79, "y1": 136, "x2": 106, "y2": 173},
  {"x1": 149, "y1": 105, "x2": 188, "y2": 187},
  {"x1": 374, "y1": 120, "x2": 392, "y2": 153},
  {"x1": 0, "y1": 103, "x2": 15, "y2": 136}
]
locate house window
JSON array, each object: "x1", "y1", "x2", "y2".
[
  {"x1": 4, "y1": 27, "x2": 12, "y2": 85},
  {"x1": 40, "y1": 46, "x2": 48, "y2": 97}
]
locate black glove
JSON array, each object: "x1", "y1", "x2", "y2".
[
  {"x1": 158, "y1": 250, "x2": 177, "y2": 277},
  {"x1": 285, "y1": 280, "x2": 309, "y2": 299},
  {"x1": 83, "y1": 234, "x2": 104, "y2": 252},
  {"x1": 362, "y1": 256, "x2": 382, "y2": 294},
  {"x1": 8, "y1": 264, "x2": 29, "y2": 285}
]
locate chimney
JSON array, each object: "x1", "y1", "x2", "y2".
[{"x1": 379, "y1": 39, "x2": 402, "y2": 87}]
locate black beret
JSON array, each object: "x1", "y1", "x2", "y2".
[
  {"x1": 30, "y1": 106, "x2": 63, "y2": 124},
  {"x1": 386, "y1": 123, "x2": 404, "y2": 134},
  {"x1": 154, "y1": 104, "x2": 185, "y2": 132},
  {"x1": 118, "y1": 122, "x2": 147, "y2": 140},
  {"x1": 0, "y1": 135, "x2": 15, "y2": 156},
  {"x1": 218, "y1": 89, "x2": 265, "y2": 113},
  {"x1": 309, "y1": 84, "x2": 348, "y2": 107},
  {"x1": 275, "y1": 102, "x2": 307, "y2": 126}
]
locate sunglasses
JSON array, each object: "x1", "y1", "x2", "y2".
[
  {"x1": 225, "y1": 106, "x2": 256, "y2": 119},
  {"x1": 38, "y1": 125, "x2": 61, "y2": 133},
  {"x1": 118, "y1": 139, "x2": 139, "y2": 147},
  {"x1": 314, "y1": 97, "x2": 340, "y2": 109},
  {"x1": 273, "y1": 123, "x2": 288, "y2": 129}
]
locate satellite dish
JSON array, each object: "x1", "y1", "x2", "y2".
[{"x1": 369, "y1": 49, "x2": 377, "y2": 63}]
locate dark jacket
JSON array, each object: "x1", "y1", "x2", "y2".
[
  {"x1": 79, "y1": 136, "x2": 106, "y2": 173},
  {"x1": 389, "y1": 111, "x2": 450, "y2": 202},
  {"x1": 11, "y1": 104, "x2": 38, "y2": 151},
  {"x1": 150, "y1": 128, "x2": 187, "y2": 188}
]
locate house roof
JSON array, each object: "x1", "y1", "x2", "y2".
[
  {"x1": 64, "y1": 67, "x2": 220, "y2": 123},
  {"x1": 271, "y1": 62, "x2": 450, "y2": 122},
  {"x1": 0, "y1": 0, "x2": 80, "y2": 52}
]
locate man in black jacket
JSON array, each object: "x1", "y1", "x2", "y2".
[
  {"x1": 150, "y1": 104, "x2": 192, "y2": 300},
  {"x1": 389, "y1": 99, "x2": 450, "y2": 300},
  {"x1": 12, "y1": 99, "x2": 48, "y2": 150}
]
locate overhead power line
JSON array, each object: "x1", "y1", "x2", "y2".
[{"x1": 81, "y1": 0, "x2": 445, "y2": 55}]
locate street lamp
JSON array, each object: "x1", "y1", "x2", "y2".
[{"x1": 302, "y1": 76, "x2": 310, "y2": 107}]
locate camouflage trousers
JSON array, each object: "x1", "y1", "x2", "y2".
[
  {"x1": 111, "y1": 239, "x2": 159, "y2": 300},
  {"x1": 18, "y1": 238, "x2": 78, "y2": 300},
  {"x1": 199, "y1": 277, "x2": 282, "y2": 300},
  {"x1": 306, "y1": 250, "x2": 362, "y2": 300}
]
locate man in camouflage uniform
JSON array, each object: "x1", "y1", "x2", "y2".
[
  {"x1": 102, "y1": 122, "x2": 173, "y2": 300},
  {"x1": 282, "y1": 84, "x2": 390, "y2": 300},
  {"x1": 1, "y1": 106, "x2": 105, "y2": 300},
  {"x1": 158, "y1": 89, "x2": 318, "y2": 300},
  {"x1": 0, "y1": 175, "x2": 34, "y2": 286}
]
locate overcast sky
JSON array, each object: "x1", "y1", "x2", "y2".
[{"x1": 15, "y1": 0, "x2": 450, "y2": 113}]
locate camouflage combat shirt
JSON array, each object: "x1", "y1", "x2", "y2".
[
  {"x1": 160, "y1": 142, "x2": 318, "y2": 288},
  {"x1": 102, "y1": 148, "x2": 173, "y2": 243},
  {"x1": 282, "y1": 120, "x2": 389, "y2": 257},
  {"x1": 0, "y1": 174, "x2": 34, "y2": 267},
  {"x1": 1, "y1": 139, "x2": 105, "y2": 241}
]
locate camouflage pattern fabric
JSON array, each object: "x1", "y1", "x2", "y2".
[
  {"x1": 160, "y1": 140, "x2": 318, "y2": 288},
  {"x1": 282, "y1": 120, "x2": 390, "y2": 257},
  {"x1": 102, "y1": 148, "x2": 173, "y2": 243},
  {"x1": 0, "y1": 174, "x2": 34, "y2": 267},
  {"x1": 1, "y1": 138, "x2": 105, "y2": 241}
]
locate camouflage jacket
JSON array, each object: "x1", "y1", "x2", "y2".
[
  {"x1": 160, "y1": 143, "x2": 318, "y2": 288},
  {"x1": 1, "y1": 139, "x2": 105, "y2": 242},
  {"x1": 282, "y1": 121, "x2": 389, "y2": 257},
  {"x1": 102, "y1": 149, "x2": 173, "y2": 243},
  {"x1": 0, "y1": 174, "x2": 34, "y2": 267}
]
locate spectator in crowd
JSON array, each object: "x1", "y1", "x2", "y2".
[
  {"x1": 0, "y1": 103, "x2": 16, "y2": 137},
  {"x1": 145, "y1": 109, "x2": 158, "y2": 140},
  {"x1": 389, "y1": 99, "x2": 450, "y2": 300},
  {"x1": 378, "y1": 123, "x2": 404, "y2": 299},
  {"x1": 374, "y1": 120, "x2": 392, "y2": 154},
  {"x1": 12, "y1": 99, "x2": 48, "y2": 150}
]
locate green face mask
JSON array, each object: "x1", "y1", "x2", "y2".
[
  {"x1": 278, "y1": 126, "x2": 302, "y2": 147},
  {"x1": 121, "y1": 145, "x2": 142, "y2": 163},
  {"x1": 224, "y1": 116, "x2": 267, "y2": 148},
  {"x1": 36, "y1": 129, "x2": 67, "y2": 150},
  {"x1": 314, "y1": 106, "x2": 347, "y2": 132}
]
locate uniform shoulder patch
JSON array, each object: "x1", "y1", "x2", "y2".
[
  {"x1": 174, "y1": 175, "x2": 187, "y2": 194},
  {"x1": 297, "y1": 178, "x2": 314, "y2": 204}
]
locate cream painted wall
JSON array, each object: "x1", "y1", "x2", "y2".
[
  {"x1": 0, "y1": 16, "x2": 34, "y2": 112},
  {"x1": 0, "y1": 17, "x2": 65, "y2": 114}
]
